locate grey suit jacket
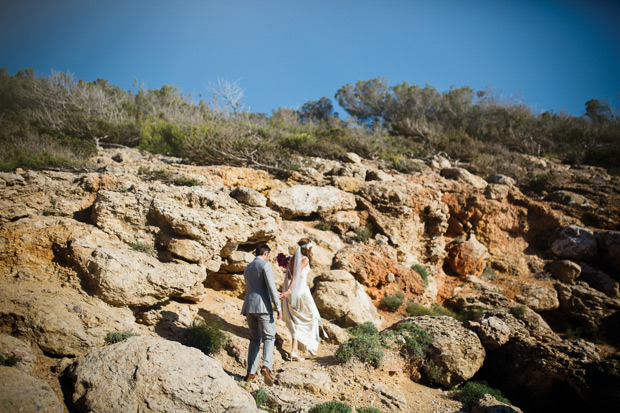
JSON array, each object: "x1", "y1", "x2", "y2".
[{"x1": 241, "y1": 257, "x2": 281, "y2": 315}]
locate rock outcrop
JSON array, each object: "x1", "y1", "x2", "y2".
[
  {"x1": 66, "y1": 336, "x2": 255, "y2": 412},
  {"x1": 0, "y1": 366, "x2": 64, "y2": 413}
]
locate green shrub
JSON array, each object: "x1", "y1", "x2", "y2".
[
  {"x1": 450, "y1": 380, "x2": 511, "y2": 405},
  {"x1": 348, "y1": 322, "x2": 379, "y2": 337},
  {"x1": 528, "y1": 173, "x2": 553, "y2": 192},
  {"x1": 0, "y1": 353, "x2": 23, "y2": 367},
  {"x1": 336, "y1": 325, "x2": 383, "y2": 367},
  {"x1": 406, "y1": 302, "x2": 456, "y2": 318},
  {"x1": 396, "y1": 321, "x2": 433, "y2": 360},
  {"x1": 482, "y1": 265, "x2": 497, "y2": 279},
  {"x1": 354, "y1": 225, "x2": 372, "y2": 243},
  {"x1": 411, "y1": 264, "x2": 429, "y2": 287},
  {"x1": 172, "y1": 176, "x2": 201, "y2": 186},
  {"x1": 130, "y1": 242, "x2": 155, "y2": 255},
  {"x1": 308, "y1": 400, "x2": 352, "y2": 413},
  {"x1": 315, "y1": 221, "x2": 332, "y2": 231},
  {"x1": 251, "y1": 387, "x2": 270, "y2": 407},
  {"x1": 183, "y1": 318, "x2": 226, "y2": 355},
  {"x1": 455, "y1": 306, "x2": 486, "y2": 323},
  {"x1": 510, "y1": 305, "x2": 526, "y2": 319},
  {"x1": 381, "y1": 291, "x2": 405, "y2": 312},
  {"x1": 105, "y1": 331, "x2": 139, "y2": 344},
  {"x1": 356, "y1": 408, "x2": 381, "y2": 413},
  {"x1": 138, "y1": 167, "x2": 173, "y2": 181}
]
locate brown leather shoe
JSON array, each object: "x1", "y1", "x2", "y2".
[
  {"x1": 260, "y1": 366, "x2": 274, "y2": 386},
  {"x1": 244, "y1": 373, "x2": 256, "y2": 382}
]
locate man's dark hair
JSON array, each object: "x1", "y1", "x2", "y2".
[{"x1": 255, "y1": 244, "x2": 271, "y2": 256}]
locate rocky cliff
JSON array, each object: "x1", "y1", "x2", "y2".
[{"x1": 1, "y1": 147, "x2": 619, "y2": 412}]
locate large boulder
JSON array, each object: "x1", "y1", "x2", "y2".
[
  {"x1": 515, "y1": 282, "x2": 560, "y2": 311},
  {"x1": 551, "y1": 225, "x2": 599, "y2": 262},
  {"x1": 0, "y1": 334, "x2": 36, "y2": 373},
  {"x1": 332, "y1": 244, "x2": 424, "y2": 298},
  {"x1": 0, "y1": 366, "x2": 64, "y2": 412},
  {"x1": 276, "y1": 366, "x2": 332, "y2": 394},
  {"x1": 444, "y1": 235, "x2": 489, "y2": 277},
  {"x1": 578, "y1": 262, "x2": 619, "y2": 297},
  {"x1": 556, "y1": 283, "x2": 620, "y2": 327},
  {"x1": 65, "y1": 336, "x2": 255, "y2": 412},
  {"x1": 548, "y1": 259, "x2": 581, "y2": 284},
  {"x1": 267, "y1": 185, "x2": 356, "y2": 219},
  {"x1": 440, "y1": 167, "x2": 488, "y2": 190},
  {"x1": 396, "y1": 316, "x2": 486, "y2": 387},
  {"x1": 0, "y1": 283, "x2": 135, "y2": 357},
  {"x1": 230, "y1": 186, "x2": 267, "y2": 207},
  {"x1": 69, "y1": 233, "x2": 207, "y2": 306},
  {"x1": 313, "y1": 270, "x2": 382, "y2": 328}
]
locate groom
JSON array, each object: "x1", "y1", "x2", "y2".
[{"x1": 241, "y1": 243, "x2": 281, "y2": 386}]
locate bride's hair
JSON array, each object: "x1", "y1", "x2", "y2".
[{"x1": 297, "y1": 238, "x2": 313, "y2": 263}]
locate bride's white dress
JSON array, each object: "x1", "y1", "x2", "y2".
[{"x1": 283, "y1": 264, "x2": 320, "y2": 354}]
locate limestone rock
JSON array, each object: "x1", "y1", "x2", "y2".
[
  {"x1": 69, "y1": 233, "x2": 207, "y2": 306},
  {"x1": 331, "y1": 176, "x2": 364, "y2": 193},
  {"x1": 0, "y1": 334, "x2": 35, "y2": 373},
  {"x1": 321, "y1": 322, "x2": 350, "y2": 345},
  {"x1": 579, "y1": 262, "x2": 619, "y2": 297},
  {"x1": 515, "y1": 283, "x2": 560, "y2": 311},
  {"x1": 551, "y1": 338, "x2": 601, "y2": 363},
  {"x1": 473, "y1": 315, "x2": 512, "y2": 350},
  {"x1": 332, "y1": 244, "x2": 424, "y2": 298},
  {"x1": 556, "y1": 283, "x2": 620, "y2": 327},
  {"x1": 220, "y1": 250, "x2": 255, "y2": 273},
  {"x1": 0, "y1": 366, "x2": 64, "y2": 412},
  {"x1": 267, "y1": 185, "x2": 356, "y2": 219},
  {"x1": 544, "y1": 190, "x2": 591, "y2": 206},
  {"x1": 276, "y1": 366, "x2": 331, "y2": 394},
  {"x1": 484, "y1": 184, "x2": 510, "y2": 201},
  {"x1": 548, "y1": 260, "x2": 581, "y2": 284},
  {"x1": 396, "y1": 316, "x2": 486, "y2": 387},
  {"x1": 230, "y1": 186, "x2": 267, "y2": 207},
  {"x1": 441, "y1": 167, "x2": 488, "y2": 190},
  {"x1": 342, "y1": 152, "x2": 362, "y2": 164},
  {"x1": 487, "y1": 174, "x2": 516, "y2": 187},
  {"x1": 66, "y1": 336, "x2": 255, "y2": 412},
  {"x1": 365, "y1": 168, "x2": 395, "y2": 182},
  {"x1": 445, "y1": 235, "x2": 489, "y2": 277},
  {"x1": 472, "y1": 394, "x2": 522, "y2": 413},
  {"x1": 313, "y1": 270, "x2": 382, "y2": 328},
  {"x1": 551, "y1": 225, "x2": 599, "y2": 262},
  {"x1": 0, "y1": 283, "x2": 135, "y2": 357},
  {"x1": 168, "y1": 237, "x2": 209, "y2": 263}
]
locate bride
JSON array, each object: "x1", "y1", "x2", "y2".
[{"x1": 279, "y1": 238, "x2": 321, "y2": 361}]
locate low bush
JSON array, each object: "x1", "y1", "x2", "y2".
[
  {"x1": 0, "y1": 353, "x2": 23, "y2": 367},
  {"x1": 336, "y1": 323, "x2": 383, "y2": 367},
  {"x1": 354, "y1": 225, "x2": 372, "y2": 243},
  {"x1": 381, "y1": 291, "x2": 405, "y2": 312},
  {"x1": 356, "y1": 408, "x2": 381, "y2": 413},
  {"x1": 172, "y1": 176, "x2": 201, "y2": 186},
  {"x1": 183, "y1": 318, "x2": 226, "y2": 355},
  {"x1": 510, "y1": 305, "x2": 526, "y2": 319},
  {"x1": 411, "y1": 264, "x2": 429, "y2": 287},
  {"x1": 130, "y1": 242, "x2": 155, "y2": 255},
  {"x1": 450, "y1": 380, "x2": 511, "y2": 405},
  {"x1": 105, "y1": 331, "x2": 139, "y2": 344},
  {"x1": 395, "y1": 321, "x2": 433, "y2": 360},
  {"x1": 315, "y1": 221, "x2": 332, "y2": 231},
  {"x1": 308, "y1": 400, "x2": 352, "y2": 413},
  {"x1": 406, "y1": 302, "x2": 456, "y2": 318},
  {"x1": 251, "y1": 387, "x2": 270, "y2": 408}
]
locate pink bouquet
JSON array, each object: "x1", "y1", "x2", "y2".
[{"x1": 276, "y1": 253, "x2": 290, "y2": 269}]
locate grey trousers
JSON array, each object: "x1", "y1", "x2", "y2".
[{"x1": 246, "y1": 313, "x2": 276, "y2": 375}]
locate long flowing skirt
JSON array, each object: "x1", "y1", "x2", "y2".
[{"x1": 282, "y1": 287, "x2": 320, "y2": 354}]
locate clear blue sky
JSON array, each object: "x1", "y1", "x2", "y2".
[{"x1": 1, "y1": 0, "x2": 619, "y2": 116}]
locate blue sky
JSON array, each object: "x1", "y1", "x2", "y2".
[{"x1": 1, "y1": 0, "x2": 619, "y2": 116}]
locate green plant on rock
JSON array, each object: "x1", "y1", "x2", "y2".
[
  {"x1": 336, "y1": 322, "x2": 383, "y2": 367},
  {"x1": 105, "y1": 331, "x2": 139, "y2": 344},
  {"x1": 381, "y1": 291, "x2": 405, "y2": 312},
  {"x1": 354, "y1": 225, "x2": 372, "y2": 243},
  {"x1": 183, "y1": 318, "x2": 226, "y2": 355},
  {"x1": 406, "y1": 302, "x2": 456, "y2": 318},
  {"x1": 308, "y1": 400, "x2": 352, "y2": 413},
  {"x1": 450, "y1": 380, "x2": 511, "y2": 405},
  {"x1": 251, "y1": 387, "x2": 270, "y2": 408},
  {"x1": 356, "y1": 408, "x2": 381, "y2": 413},
  {"x1": 315, "y1": 221, "x2": 332, "y2": 231},
  {"x1": 130, "y1": 242, "x2": 155, "y2": 255},
  {"x1": 0, "y1": 353, "x2": 23, "y2": 367},
  {"x1": 411, "y1": 264, "x2": 429, "y2": 287},
  {"x1": 510, "y1": 304, "x2": 526, "y2": 319},
  {"x1": 172, "y1": 176, "x2": 201, "y2": 187}
]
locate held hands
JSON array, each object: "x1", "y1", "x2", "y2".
[
  {"x1": 276, "y1": 310, "x2": 282, "y2": 320},
  {"x1": 279, "y1": 290, "x2": 291, "y2": 300}
]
